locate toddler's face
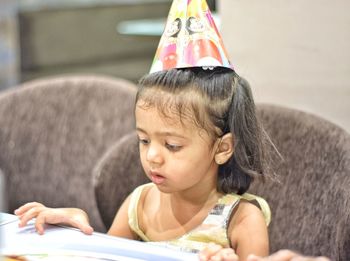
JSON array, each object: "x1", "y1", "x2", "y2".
[{"x1": 135, "y1": 99, "x2": 220, "y2": 194}]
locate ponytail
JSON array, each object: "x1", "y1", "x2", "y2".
[{"x1": 218, "y1": 77, "x2": 267, "y2": 194}]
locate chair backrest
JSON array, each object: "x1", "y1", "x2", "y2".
[
  {"x1": 93, "y1": 103, "x2": 350, "y2": 260},
  {"x1": 0, "y1": 169, "x2": 6, "y2": 212},
  {"x1": 0, "y1": 74, "x2": 137, "y2": 232},
  {"x1": 93, "y1": 132, "x2": 148, "y2": 229},
  {"x1": 252, "y1": 104, "x2": 350, "y2": 261}
]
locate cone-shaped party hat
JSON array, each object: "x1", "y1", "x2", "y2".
[{"x1": 150, "y1": 0, "x2": 233, "y2": 73}]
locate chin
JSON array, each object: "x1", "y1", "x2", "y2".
[{"x1": 153, "y1": 183, "x2": 176, "y2": 194}]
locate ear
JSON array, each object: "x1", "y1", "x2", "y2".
[{"x1": 214, "y1": 133, "x2": 234, "y2": 165}]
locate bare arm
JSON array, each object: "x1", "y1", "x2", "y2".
[
  {"x1": 230, "y1": 201, "x2": 269, "y2": 260},
  {"x1": 199, "y1": 200, "x2": 268, "y2": 261},
  {"x1": 107, "y1": 195, "x2": 138, "y2": 240},
  {"x1": 199, "y1": 200, "x2": 266, "y2": 261}
]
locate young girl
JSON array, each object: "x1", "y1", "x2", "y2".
[{"x1": 15, "y1": 67, "x2": 273, "y2": 261}]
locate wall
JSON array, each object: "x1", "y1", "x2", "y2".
[
  {"x1": 0, "y1": 0, "x2": 19, "y2": 90},
  {"x1": 219, "y1": 0, "x2": 350, "y2": 132},
  {"x1": 17, "y1": 0, "x2": 172, "y2": 83}
]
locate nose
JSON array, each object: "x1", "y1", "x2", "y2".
[{"x1": 146, "y1": 143, "x2": 164, "y2": 166}]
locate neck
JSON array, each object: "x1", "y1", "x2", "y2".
[
  {"x1": 172, "y1": 182, "x2": 219, "y2": 207},
  {"x1": 165, "y1": 175, "x2": 222, "y2": 224}
]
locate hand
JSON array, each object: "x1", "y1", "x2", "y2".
[
  {"x1": 199, "y1": 243, "x2": 239, "y2": 261},
  {"x1": 247, "y1": 249, "x2": 331, "y2": 261},
  {"x1": 14, "y1": 202, "x2": 94, "y2": 235}
]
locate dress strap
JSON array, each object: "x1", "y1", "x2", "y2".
[
  {"x1": 128, "y1": 183, "x2": 152, "y2": 241},
  {"x1": 240, "y1": 193, "x2": 271, "y2": 226}
]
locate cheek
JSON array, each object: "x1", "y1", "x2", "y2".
[{"x1": 168, "y1": 157, "x2": 202, "y2": 174}]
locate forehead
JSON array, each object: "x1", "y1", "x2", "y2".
[
  {"x1": 135, "y1": 104, "x2": 214, "y2": 146},
  {"x1": 135, "y1": 100, "x2": 196, "y2": 131},
  {"x1": 135, "y1": 86, "x2": 218, "y2": 139},
  {"x1": 136, "y1": 86, "x2": 203, "y2": 121}
]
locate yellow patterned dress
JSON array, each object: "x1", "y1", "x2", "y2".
[{"x1": 128, "y1": 183, "x2": 271, "y2": 253}]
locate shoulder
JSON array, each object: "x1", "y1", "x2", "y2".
[
  {"x1": 129, "y1": 183, "x2": 155, "y2": 213},
  {"x1": 231, "y1": 200, "x2": 266, "y2": 228},
  {"x1": 230, "y1": 192, "x2": 271, "y2": 229},
  {"x1": 223, "y1": 193, "x2": 270, "y2": 226},
  {"x1": 108, "y1": 183, "x2": 155, "y2": 239},
  {"x1": 240, "y1": 193, "x2": 271, "y2": 226},
  {"x1": 228, "y1": 199, "x2": 269, "y2": 249}
]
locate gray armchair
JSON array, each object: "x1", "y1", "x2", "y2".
[
  {"x1": 0, "y1": 74, "x2": 137, "y2": 232},
  {"x1": 94, "y1": 104, "x2": 350, "y2": 260},
  {"x1": 251, "y1": 104, "x2": 350, "y2": 260}
]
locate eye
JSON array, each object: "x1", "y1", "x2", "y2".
[
  {"x1": 138, "y1": 137, "x2": 150, "y2": 145},
  {"x1": 165, "y1": 142, "x2": 182, "y2": 152}
]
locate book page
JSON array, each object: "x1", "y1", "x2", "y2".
[{"x1": 1, "y1": 215, "x2": 196, "y2": 261}]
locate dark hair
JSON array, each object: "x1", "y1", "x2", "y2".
[{"x1": 137, "y1": 67, "x2": 272, "y2": 194}]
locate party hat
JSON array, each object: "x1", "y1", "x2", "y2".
[{"x1": 150, "y1": 0, "x2": 233, "y2": 73}]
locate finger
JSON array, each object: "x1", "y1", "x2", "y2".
[
  {"x1": 220, "y1": 248, "x2": 238, "y2": 261},
  {"x1": 247, "y1": 250, "x2": 299, "y2": 261},
  {"x1": 246, "y1": 255, "x2": 261, "y2": 261},
  {"x1": 35, "y1": 213, "x2": 46, "y2": 235},
  {"x1": 268, "y1": 249, "x2": 299, "y2": 261},
  {"x1": 67, "y1": 217, "x2": 94, "y2": 235},
  {"x1": 291, "y1": 257, "x2": 315, "y2": 261},
  {"x1": 291, "y1": 256, "x2": 331, "y2": 261},
  {"x1": 18, "y1": 206, "x2": 46, "y2": 227},
  {"x1": 215, "y1": 249, "x2": 238, "y2": 261},
  {"x1": 199, "y1": 243, "x2": 223, "y2": 261},
  {"x1": 14, "y1": 202, "x2": 44, "y2": 216},
  {"x1": 316, "y1": 258, "x2": 331, "y2": 261},
  {"x1": 315, "y1": 258, "x2": 331, "y2": 261},
  {"x1": 208, "y1": 248, "x2": 238, "y2": 261}
]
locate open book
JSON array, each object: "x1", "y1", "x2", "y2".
[{"x1": 0, "y1": 213, "x2": 196, "y2": 261}]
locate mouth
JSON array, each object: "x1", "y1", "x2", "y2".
[{"x1": 149, "y1": 171, "x2": 166, "y2": 185}]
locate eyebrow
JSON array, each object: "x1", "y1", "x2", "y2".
[{"x1": 136, "y1": 127, "x2": 187, "y2": 139}]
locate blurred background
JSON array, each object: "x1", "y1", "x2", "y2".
[{"x1": 0, "y1": 0, "x2": 349, "y2": 131}]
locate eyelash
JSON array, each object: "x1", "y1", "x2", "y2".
[
  {"x1": 138, "y1": 138, "x2": 149, "y2": 144},
  {"x1": 165, "y1": 143, "x2": 182, "y2": 152},
  {"x1": 137, "y1": 138, "x2": 182, "y2": 152}
]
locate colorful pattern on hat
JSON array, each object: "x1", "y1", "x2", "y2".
[{"x1": 150, "y1": 0, "x2": 233, "y2": 73}]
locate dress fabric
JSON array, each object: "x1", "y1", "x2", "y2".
[{"x1": 128, "y1": 183, "x2": 271, "y2": 253}]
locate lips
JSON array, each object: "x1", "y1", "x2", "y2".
[{"x1": 149, "y1": 171, "x2": 166, "y2": 185}]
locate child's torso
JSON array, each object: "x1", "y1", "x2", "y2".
[
  {"x1": 128, "y1": 183, "x2": 271, "y2": 253},
  {"x1": 138, "y1": 185, "x2": 226, "y2": 242}
]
